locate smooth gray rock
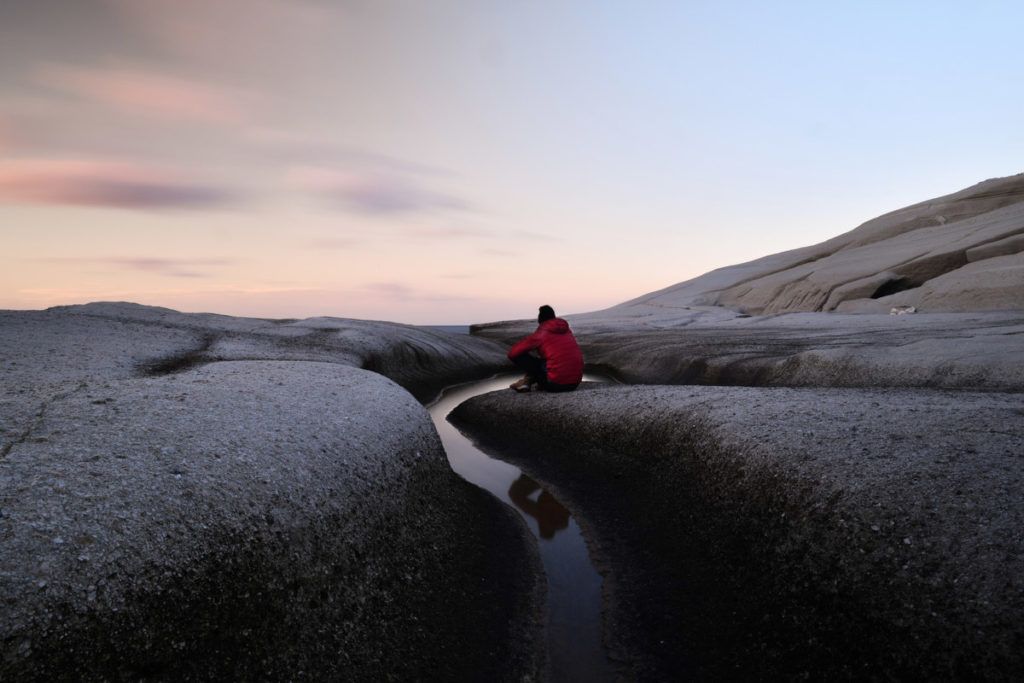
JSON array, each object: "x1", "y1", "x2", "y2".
[
  {"x1": 836, "y1": 251, "x2": 1024, "y2": 313},
  {"x1": 475, "y1": 310, "x2": 1024, "y2": 391},
  {"x1": 48, "y1": 302, "x2": 508, "y2": 402},
  {"x1": 451, "y1": 383, "x2": 1024, "y2": 680},
  {"x1": 1, "y1": 304, "x2": 541, "y2": 680}
]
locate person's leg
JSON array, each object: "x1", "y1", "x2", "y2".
[{"x1": 511, "y1": 354, "x2": 547, "y2": 388}]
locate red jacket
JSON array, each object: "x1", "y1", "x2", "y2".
[{"x1": 507, "y1": 318, "x2": 584, "y2": 385}]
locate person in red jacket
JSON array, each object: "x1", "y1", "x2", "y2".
[{"x1": 507, "y1": 305, "x2": 584, "y2": 392}]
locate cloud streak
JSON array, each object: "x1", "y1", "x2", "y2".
[
  {"x1": 104, "y1": 0, "x2": 336, "y2": 71},
  {"x1": 36, "y1": 64, "x2": 252, "y2": 125},
  {"x1": 0, "y1": 159, "x2": 239, "y2": 210},
  {"x1": 248, "y1": 129, "x2": 450, "y2": 177},
  {"x1": 288, "y1": 166, "x2": 470, "y2": 216},
  {"x1": 38, "y1": 256, "x2": 234, "y2": 278},
  {"x1": 360, "y1": 281, "x2": 474, "y2": 303},
  {"x1": 309, "y1": 237, "x2": 360, "y2": 250}
]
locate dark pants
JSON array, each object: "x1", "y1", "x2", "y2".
[{"x1": 511, "y1": 354, "x2": 579, "y2": 392}]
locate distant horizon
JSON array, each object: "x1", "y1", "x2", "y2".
[
  {"x1": 0, "y1": 299, "x2": 573, "y2": 327},
  {"x1": 4, "y1": 166, "x2": 1023, "y2": 325},
  {"x1": 3, "y1": 2, "x2": 1022, "y2": 324}
]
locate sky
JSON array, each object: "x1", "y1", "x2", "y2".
[{"x1": 1, "y1": 1, "x2": 1021, "y2": 324}]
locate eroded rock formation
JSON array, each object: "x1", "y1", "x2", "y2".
[
  {"x1": 0, "y1": 303, "x2": 542, "y2": 680},
  {"x1": 617, "y1": 173, "x2": 1024, "y2": 315},
  {"x1": 463, "y1": 173, "x2": 1024, "y2": 680},
  {"x1": 452, "y1": 383, "x2": 1024, "y2": 680}
]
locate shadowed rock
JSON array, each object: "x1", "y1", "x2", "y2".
[
  {"x1": 462, "y1": 174, "x2": 1024, "y2": 680},
  {"x1": 451, "y1": 383, "x2": 1024, "y2": 680},
  {"x1": 0, "y1": 304, "x2": 541, "y2": 680}
]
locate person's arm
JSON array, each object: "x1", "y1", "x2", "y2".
[{"x1": 507, "y1": 330, "x2": 542, "y2": 360}]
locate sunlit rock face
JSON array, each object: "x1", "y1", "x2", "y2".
[
  {"x1": 611, "y1": 172, "x2": 1024, "y2": 315},
  {"x1": 0, "y1": 304, "x2": 541, "y2": 680}
]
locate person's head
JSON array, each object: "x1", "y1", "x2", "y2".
[{"x1": 538, "y1": 305, "x2": 555, "y2": 323}]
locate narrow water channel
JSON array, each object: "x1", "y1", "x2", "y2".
[{"x1": 428, "y1": 374, "x2": 614, "y2": 682}]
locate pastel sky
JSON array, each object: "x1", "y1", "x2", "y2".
[{"x1": 2, "y1": 1, "x2": 1022, "y2": 324}]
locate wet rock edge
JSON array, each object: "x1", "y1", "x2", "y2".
[{"x1": 450, "y1": 385, "x2": 1023, "y2": 680}]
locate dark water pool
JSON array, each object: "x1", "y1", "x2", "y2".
[{"x1": 428, "y1": 375, "x2": 614, "y2": 682}]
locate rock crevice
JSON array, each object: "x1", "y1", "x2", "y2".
[{"x1": 451, "y1": 384, "x2": 1024, "y2": 680}]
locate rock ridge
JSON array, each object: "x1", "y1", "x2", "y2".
[{"x1": 603, "y1": 172, "x2": 1024, "y2": 315}]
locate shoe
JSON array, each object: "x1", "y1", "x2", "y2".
[{"x1": 510, "y1": 377, "x2": 532, "y2": 392}]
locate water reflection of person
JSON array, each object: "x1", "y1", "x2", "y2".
[{"x1": 507, "y1": 473, "x2": 570, "y2": 539}]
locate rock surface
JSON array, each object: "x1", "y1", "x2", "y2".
[
  {"x1": 47, "y1": 301, "x2": 508, "y2": 402},
  {"x1": 475, "y1": 174, "x2": 1024, "y2": 392},
  {"x1": 475, "y1": 310, "x2": 1024, "y2": 391},
  {"x1": 451, "y1": 383, "x2": 1024, "y2": 680},
  {"x1": 613, "y1": 172, "x2": 1024, "y2": 315},
  {"x1": 1, "y1": 303, "x2": 542, "y2": 679},
  {"x1": 462, "y1": 173, "x2": 1024, "y2": 680}
]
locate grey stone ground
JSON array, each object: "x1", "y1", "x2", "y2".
[
  {"x1": 5, "y1": 295, "x2": 1022, "y2": 680},
  {"x1": 1, "y1": 304, "x2": 542, "y2": 680},
  {"x1": 475, "y1": 309, "x2": 1024, "y2": 391},
  {"x1": 452, "y1": 383, "x2": 1024, "y2": 680}
]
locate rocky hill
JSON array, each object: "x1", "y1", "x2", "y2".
[
  {"x1": 612, "y1": 172, "x2": 1024, "y2": 315},
  {"x1": 475, "y1": 174, "x2": 1024, "y2": 391}
]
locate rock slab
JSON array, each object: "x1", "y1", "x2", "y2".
[
  {"x1": 613, "y1": 172, "x2": 1024, "y2": 315},
  {"x1": 1, "y1": 304, "x2": 542, "y2": 680}
]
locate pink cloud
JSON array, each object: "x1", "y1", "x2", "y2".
[
  {"x1": 39, "y1": 257, "x2": 234, "y2": 278},
  {"x1": 36, "y1": 64, "x2": 250, "y2": 125},
  {"x1": 360, "y1": 281, "x2": 474, "y2": 303},
  {"x1": 309, "y1": 237, "x2": 360, "y2": 249},
  {"x1": 287, "y1": 166, "x2": 470, "y2": 216},
  {"x1": 248, "y1": 129, "x2": 450, "y2": 176},
  {"x1": 104, "y1": 0, "x2": 336, "y2": 69},
  {"x1": 106, "y1": 257, "x2": 232, "y2": 277},
  {"x1": 0, "y1": 159, "x2": 238, "y2": 210},
  {"x1": 406, "y1": 225, "x2": 491, "y2": 239},
  {"x1": 481, "y1": 248, "x2": 519, "y2": 258},
  {"x1": 0, "y1": 114, "x2": 29, "y2": 153}
]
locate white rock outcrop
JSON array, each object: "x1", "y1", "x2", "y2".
[{"x1": 612, "y1": 173, "x2": 1024, "y2": 315}]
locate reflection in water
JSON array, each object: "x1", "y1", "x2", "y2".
[
  {"x1": 428, "y1": 374, "x2": 614, "y2": 682},
  {"x1": 508, "y1": 474, "x2": 570, "y2": 540}
]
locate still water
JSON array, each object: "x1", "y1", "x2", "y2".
[{"x1": 428, "y1": 375, "x2": 614, "y2": 682}]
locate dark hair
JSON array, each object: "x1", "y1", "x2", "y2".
[{"x1": 538, "y1": 305, "x2": 555, "y2": 323}]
